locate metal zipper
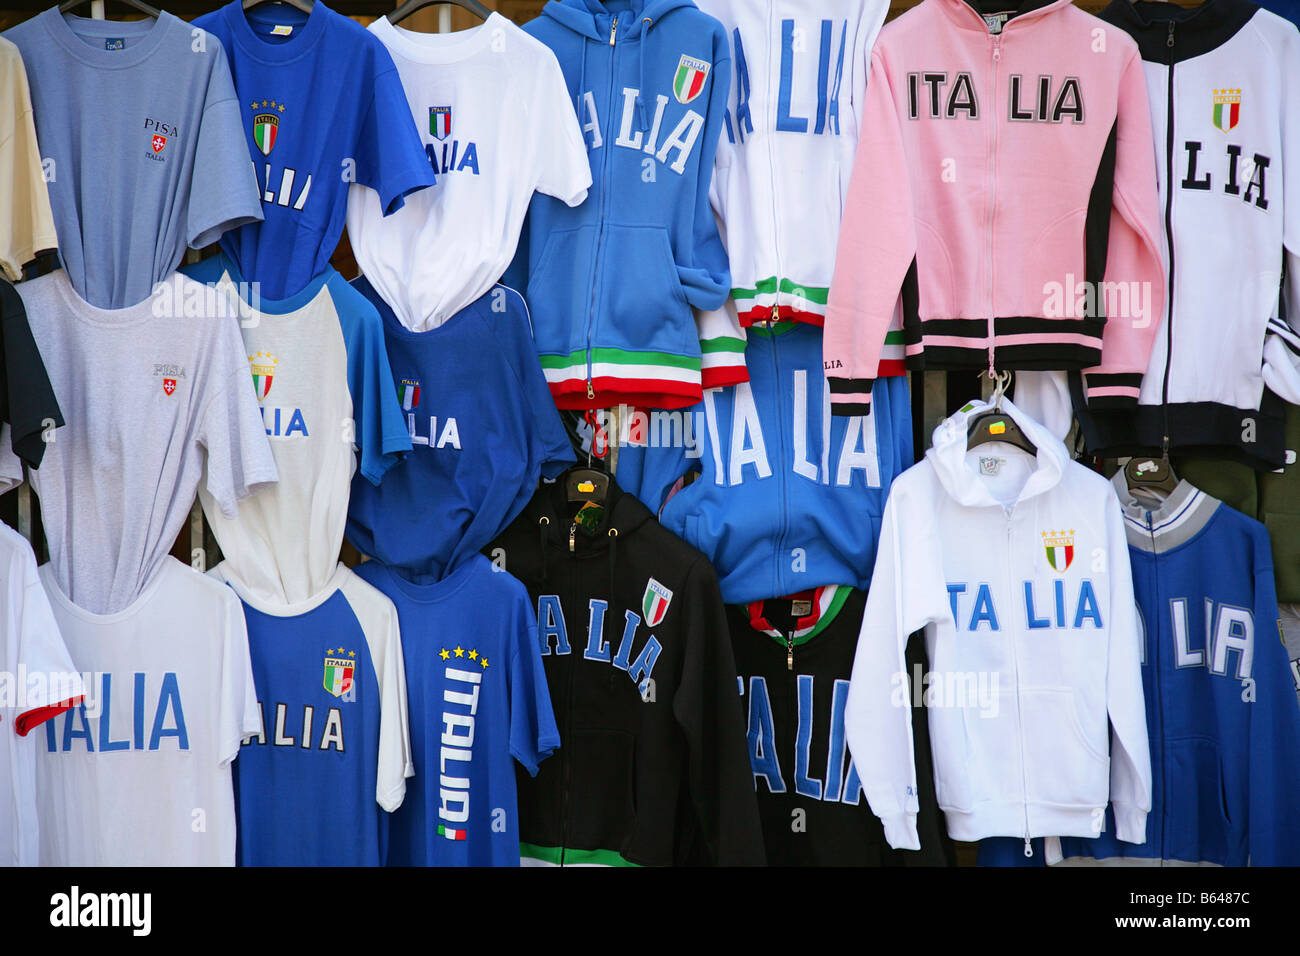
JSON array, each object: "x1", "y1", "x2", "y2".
[
  {"x1": 766, "y1": 0, "x2": 784, "y2": 323},
  {"x1": 987, "y1": 33, "x2": 1002, "y2": 377},
  {"x1": 1159, "y1": 22, "x2": 1177, "y2": 456},
  {"x1": 1004, "y1": 512, "x2": 1033, "y2": 856},
  {"x1": 584, "y1": 14, "x2": 621, "y2": 403},
  {"x1": 1147, "y1": 510, "x2": 1166, "y2": 861}
]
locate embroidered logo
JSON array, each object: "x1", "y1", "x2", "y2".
[
  {"x1": 323, "y1": 647, "x2": 356, "y2": 698},
  {"x1": 672, "y1": 55, "x2": 710, "y2": 104},
  {"x1": 153, "y1": 362, "x2": 185, "y2": 396},
  {"x1": 642, "y1": 578, "x2": 673, "y2": 627},
  {"x1": 1212, "y1": 89, "x2": 1241, "y2": 133},
  {"x1": 398, "y1": 378, "x2": 421, "y2": 412},
  {"x1": 151, "y1": 134, "x2": 167, "y2": 153},
  {"x1": 1042, "y1": 530, "x2": 1076, "y2": 573},
  {"x1": 249, "y1": 352, "x2": 277, "y2": 401},
  {"x1": 251, "y1": 99, "x2": 286, "y2": 156},
  {"x1": 429, "y1": 106, "x2": 452, "y2": 141}
]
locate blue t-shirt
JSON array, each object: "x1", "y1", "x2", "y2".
[
  {"x1": 194, "y1": 1, "x2": 435, "y2": 299},
  {"x1": 355, "y1": 555, "x2": 559, "y2": 866},
  {"x1": 220, "y1": 564, "x2": 412, "y2": 867},
  {"x1": 346, "y1": 277, "x2": 575, "y2": 581}
]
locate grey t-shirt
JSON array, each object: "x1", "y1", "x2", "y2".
[
  {"x1": 3, "y1": 10, "x2": 262, "y2": 308},
  {"x1": 17, "y1": 269, "x2": 279, "y2": 614}
]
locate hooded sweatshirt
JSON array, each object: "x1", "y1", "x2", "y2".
[
  {"x1": 822, "y1": 0, "x2": 1166, "y2": 415},
  {"x1": 845, "y1": 398, "x2": 1151, "y2": 852},
  {"x1": 510, "y1": 0, "x2": 742, "y2": 410},
  {"x1": 487, "y1": 476, "x2": 764, "y2": 866}
]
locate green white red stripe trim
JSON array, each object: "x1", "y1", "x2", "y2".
[
  {"x1": 540, "y1": 344, "x2": 749, "y2": 410},
  {"x1": 733, "y1": 277, "x2": 829, "y2": 326},
  {"x1": 438, "y1": 825, "x2": 467, "y2": 841}
]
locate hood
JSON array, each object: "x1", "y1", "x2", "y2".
[
  {"x1": 539, "y1": 0, "x2": 697, "y2": 41},
  {"x1": 528, "y1": 473, "x2": 654, "y2": 553},
  {"x1": 1099, "y1": 0, "x2": 1257, "y2": 62},
  {"x1": 925, "y1": 397, "x2": 1070, "y2": 509}
]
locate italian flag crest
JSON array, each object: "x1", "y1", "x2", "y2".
[
  {"x1": 254, "y1": 112, "x2": 279, "y2": 156},
  {"x1": 398, "y1": 378, "x2": 421, "y2": 411},
  {"x1": 249, "y1": 352, "x2": 277, "y2": 401},
  {"x1": 1212, "y1": 89, "x2": 1241, "y2": 132},
  {"x1": 1042, "y1": 530, "x2": 1075, "y2": 573},
  {"x1": 323, "y1": 654, "x2": 355, "y2": 698},
  {"x1": 672, "y1": 55, "x2": 710, "y2": 105},
  {"x1": 430, "y1": 106, "x2": 452, "y2": 141},
  {"x1": 642, "y1": 578, "x2": 673, "y2": 627}
]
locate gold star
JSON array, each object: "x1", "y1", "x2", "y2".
[
  {"x1": 439, "y1": 649, "x2": 450, "y2": 660},
  {"x1": 468, "y1": 649, "x2": 478, "y2": 661},
  {"x1": 250, "y1": 101, "x2": 259, "y2": 110},
  {"x1": 480, "y1": 657, "x2": 489, "y2": 669},
  {"x1": 348, "y1": 651, "x2": 355, "y2": 659},
  {"x1": 278, "y1": 103, "x2": 285, "y2": 112},
  {"x1": 261, "y1": 99, "x2": 268, "y2": 107},
  {"x1": 454, "y1": 646, "x2": 465, "y2": 658}
]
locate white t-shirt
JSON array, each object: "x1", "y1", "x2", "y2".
[
  {"x1": 34, "y1": 557, "x2": 261, "y2": 866},
  {"x1": 346, "y1": 13, "x2": 591, "y2": 331},
  {"x1": 0, "y1": 524, "x2": 81, "y2": 867},
  {"x1": 16, "y1": 269, "x2": 279, "y2": 615}
]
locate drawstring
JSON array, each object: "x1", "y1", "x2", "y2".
[
  {"x1": 538, "y1": 515, "x2": 550, "y2": 582},
  {"x1": 636, "y1": 17, "x2": 652, "y2": 131},
  {"x1": 607, "y1": 527, "x2": 618, "y2": 599}
]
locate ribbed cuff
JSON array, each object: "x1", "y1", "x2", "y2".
[
  {"x1": 1112, "y1": 803, "x2": 1148, "y2": 845},
  {"x1": 880, "y1": 811, "x2": 921, "y2": 851}
]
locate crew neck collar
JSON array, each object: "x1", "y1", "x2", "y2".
[
  {"x1": 215, "y1": 562, "x2": 352, "y2": 616},
  {"x1": 41, "y1": 7, "x2": 173, "y2": 70},
  {"x1": 211, "y1": 255, "x2": 336, "y2": 319},
  {"x1": 49, "y1": 268, "x2": 163, "y2": 327},
  {"x1": 375, "y1": 555, "x2": 484, "y2": 604},
  {"x1": 224, "y1": 0, "x2": 330, "y2": 64},
  {"x1": 39, "y1": 558, "x2": 176, "y2": 624},
  {"x1": 371, "y1": 12, "x2": 504, "y2": 65}
]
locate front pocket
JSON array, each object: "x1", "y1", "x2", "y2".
[
  {"x1": 1020, "y1": 688, "x2": 1109, "y2": 809},
  {"x1": 566, "y1": 729, "x2": 637, "y2": 849},
  {"x1": 594, "y1": 225, "x2": 694, "y2": 356},
  {"x1": 528, "y1": 225, "x2": 597, "y2": 357}
]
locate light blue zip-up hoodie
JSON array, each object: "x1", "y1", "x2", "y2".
[{"x1": 509, "y1": 0, "x2": 743, "y2": 411}]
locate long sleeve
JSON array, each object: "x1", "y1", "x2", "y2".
[
  {"x1": 1262, "y1": 19, "x2": 1300, "y2": 403},
  {"x1": 824, "y1": 48, "x2": 916, "y2": 416},
  {"x1": 672, "y1": 556, "x2": 764, "y2": 865},
  {"x1": 845, "y1": 478, "x2": 949, "y2": 849},
  {"x1": 1247, "y1": 530, "x2": 1300, "y2": 865},
  {"x1": 1101, "y1": 493, "x2": 1152, "y2": 843},
  {"x1": 1080, "y1": 47, "x2": 1164, "y2": 410}
]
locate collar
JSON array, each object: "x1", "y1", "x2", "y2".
[
  {"x1": 936, "y1": 0, "x2": 1075, "y2": 33},
  {"x1": 1100, "y1": 0, "x2": 1259, "y2": 62},
  {"x1": 1109, "y1": 470, "x2": 1220, "y2": 553},
  {"x1": 745, "y1": 586, "x2": 850, "y2": 645}
]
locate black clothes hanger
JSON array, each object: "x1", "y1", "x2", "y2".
[
  {"x1": 967, "y1": 371, "x2": 1038, "y2": 456},
  {"x1": 564, "y1": 409, "x2": 610, "y2": 507},
  {"x1": 59, "y1": 0, "x2": 160, "y2": 18},
  {"x1": 1124, "y1": 455, "x2": 1179, "y2": 499},
  {"x1": 242, "y1": 0, "x2": 314, "y2": 17},
  {"x1": 388, "y1": 0, "x2": 491, "y2": 27}
]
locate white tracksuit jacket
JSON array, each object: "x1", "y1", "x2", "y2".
[{"x1": 846, "y1": 398, "x2": 1151, "y2": 851}]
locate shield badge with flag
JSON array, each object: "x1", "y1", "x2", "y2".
[
  {"x1": 324, "y1": 652, "x2": 355, "y2": 698},
  {"x1": 398, "y1": 378, "x2": 421, "y2": 411},
  {"x1": 642, "y1": 578, "x2": 673, "y2": 627},
  {"x1": 249, "y1": 352, "x2": 277, "y2": 401},
  {"x1": 672, "y1": 55, "x2": 710, "y2": 104},
  {"x1": 1212, "y1": 89, "x2": 1241, "y2": 132},
  {"x1": 430, "y1": 106, "x2": 452, "y2": 141},
  {"x1": 254, "y1": 112, "x2": 279, "y2": 156},
  {"x1": 1042, "y1": 530, "x2": 1075, "y2": 573}
]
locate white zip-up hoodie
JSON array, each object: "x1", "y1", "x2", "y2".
[{"x1": 846, "y1": 398, "x2": 1151, "y2": 851}]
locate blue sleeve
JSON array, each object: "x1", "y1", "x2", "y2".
[
  {"x1": 506, "y1": 575, "x2": 559, "y2": 776},
  {"x1": 355, "y1": 49, "x2": 436, "y2": 216},
  {"x1": 501, "y1": 286, "x2": 575, "y2": 478},
  {"x1": 887, "y1": 373, "x2": 915, "y2": 472},
  {"x1": 1248, "y1": 528, "x2": 1300, "y2": 865},
  {"x1": 335, "y1": 278, "x2": 412, "y2": 485},
  {"x1": 676, "y1": 27, "x2": 732, "y2": 312}
]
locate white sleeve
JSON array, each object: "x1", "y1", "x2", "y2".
[
  {"x1": 1262, "y1": 20, "x2": 1300, "y2": 403},
  {"x1": 532, "y1": 45, "x2": 591, "y2": 207},
  {"x1": 13, "y1": 532, "x2": 82, "y2": 734},
  {"x1": 0, "y1": 428, "x2": 23, "y2": 501},
  {"x1": 1102, "y1": 492, "x2": 1152, "y2": 844},
  {"x1": 216, "y1": 586, "x2": 261, "y2": 765},
  {"x1": 845, "y1": 479, "x2": 949, "y2": 850}
]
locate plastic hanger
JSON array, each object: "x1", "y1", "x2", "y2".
[
  {"x1": 1123, "y1": 455, "x2": 1178, "y2": 500},
  {"x1": 387, "y1": 0, "x2": 490, "y2": 26},
  {"x1": 967, "y1": 370, "x2": 1038, "y2": 455},
  {"x1": 564, "y1": 410, "x2": 610, "y2": 507},
  {"x1": 59, "y1": 0, "x2": 160, "y2": 19},
  {"x1": 242, "y1": 0, "x2": 314, "y2": 17}
]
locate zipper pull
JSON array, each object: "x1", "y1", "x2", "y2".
[
  {"x1": 569, "y1": 522, "x2": 577, "y2": 553},
  {"x1": 586, "y1": 379, "x2": 595, "y2": 401},
  {"x1": 771, "y1": 303, "x2": 780, "y2": 323},
  {"x1": 1023, "y1": 836, "x2": 1033, "y2": 858},
  {"x1": 610, "y1": 15, "x2": 618, "y2": 46},
  {"x1": 992, "y1": 36, "x2": 1001, "y2": 61},
  {"x1": 1166, "y1": 21, "x2": 1175, "y2": 47},
  {"x1": 786, "y1": 632, "x2": 794, "y2": 671}
]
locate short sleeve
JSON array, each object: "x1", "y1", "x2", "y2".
[
  {"x1": 339, "y1": 282, "x2": 411, "y2": 485},
  {"x1": 354, "y1": 54, "x2": 436, "y2": 217},
  {"x1": 12, "y1": 532, "x2": 82, "y2": 735},
  {"x1": 501, "y1": 288, "x2": 575, "y2": 478},
  {"x1": 506, "y1": 576, "x2": 559, "y2": 776},
  {"x1": 0, "y1": 43, "x2": 57, "y2": 282},
  {"x1": 373, "y1": 597, "x2": 414, "y2": 812},
  {"x1": 216, "y1": 586, "x2": 260, "y2": 765},
  {"x1": 531, "y1": 46, "x2": 591, "y2": 207},
  {"x1": 187, "y1": 39, "x2": 264, "y2": 250},
  {"x1": 198, "y1": 311, "x2": 279, "y2": 517},
  {"x1": 1, "y1": 280, "x2": 63, "y2": 468}
]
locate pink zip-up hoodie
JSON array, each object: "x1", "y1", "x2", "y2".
[{"x1": 824, "y1": 0, "x2": 1164, "y2": 414}]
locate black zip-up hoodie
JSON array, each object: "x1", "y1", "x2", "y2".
[{"x1": 488, "y1": 476, "x2": 764, "y2": 866}]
